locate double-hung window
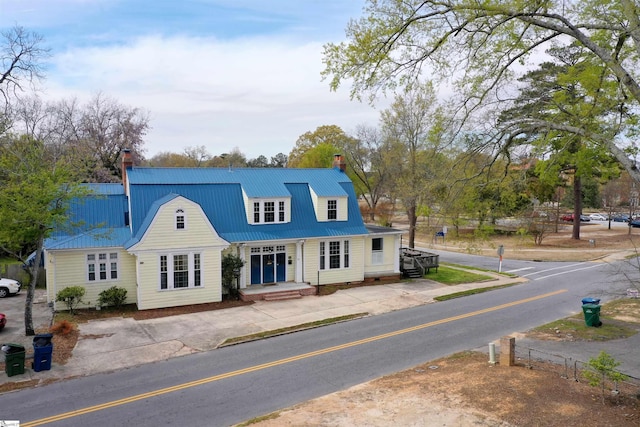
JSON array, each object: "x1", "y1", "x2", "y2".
[
  {"x1": 159, "y1": 253, "x2": 203, "y2": 290},
  {"x1": 319, "y1": 240, "x2": 350, "y2": 270},
  {"x1": 327, "y1": 200, "x2": 337, "y2": 220},
  {"x1": 87, "y1": 252, "x2": 119, "y2": 282},
  {"x1": 264, "y1": 201, "x2": 275, "y2": 223}
]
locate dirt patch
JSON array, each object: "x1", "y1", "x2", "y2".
[{"x1": 247, "y1": 352, "x2": 639, "y2": 427}]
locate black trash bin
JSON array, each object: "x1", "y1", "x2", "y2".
[
  {"x1": 32, "y1": 333, "x2": 53, "y2": 372},
  {"x1": 2, "y1": 343, "x2": 26, "y2": 377},
  {"x1": 582, "y1": 297, "x2": 601, "y2": 305},
  {"x1": 582, "y1": 304, "x2": 602, "y2": 327}
]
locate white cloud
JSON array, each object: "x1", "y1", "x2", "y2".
[{"x1": 43, "y1": 34, "x2": 379, "y2": 159}]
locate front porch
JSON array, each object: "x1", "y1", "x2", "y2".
[{"x1": 239, "y1": 282, "x2": 316, "y2": 302}]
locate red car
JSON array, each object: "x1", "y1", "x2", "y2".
[{"x1": 0, "y1": 313, "x2": 5, "y2": 331}]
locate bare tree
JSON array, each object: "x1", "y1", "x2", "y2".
[{"x1": 0, "y1": 26, "x2": 47, "y2": 110}]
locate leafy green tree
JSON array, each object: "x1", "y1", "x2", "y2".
[
  {"x1": 380, "y1": 82, "x2": 444, "y2": 247},
  {"x1": 583, "y1": 351, "x2": 628, "y2": 404},
  {"x1": 296, "y1": 142, "x2": 337, "y2": 168},
  {"x1": 500, "y1": 44, "x2": 622, "y2": 239},
  {"x1": 0, "y1": 134, "x2": 89, "y2": 335},
  {"x1": 288, "y1": 125, "x2": 355, "y2": 168},
  {"x1": 322, "y1": 0, "x2": 640, "y2": 183}
]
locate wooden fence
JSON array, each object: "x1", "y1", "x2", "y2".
[{"x1": 0, "y1": 264, "x2": 46, "y2": 288}]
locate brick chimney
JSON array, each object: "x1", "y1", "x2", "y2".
[
  {"x1": 332, "y1": 154, "x2": 346, "y2": 173},
  {"x1": 121, "y1": 149, "x2": 133, "y2": 195}
]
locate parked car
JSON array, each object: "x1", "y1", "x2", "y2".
[
  {"x1": 589, "y1": 213, "x2": 607, "y2": 221},
  {"x1": 561, "y1": 213, "x2": 591, "y2": 222},
  {"x1": 561, "y1": 213, "x2": 574, "y2": 221},
  {"x1": 630, "y1": 218, "x2": 640, "y2": 228},
  {"x1": 0, "y1": 313, "x2": 5, "y2": 331},
  {"x1": 612, "y1": 214, "x2": 630, "y2": 222},
  {"x1": 0, "y1": 277, "x2": 21, "y2": 298}
]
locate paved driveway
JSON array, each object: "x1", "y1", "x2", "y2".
[{"x1": 0, "y1": 289, "x2": 53, "y2": 350}]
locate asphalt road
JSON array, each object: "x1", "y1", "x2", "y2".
[{"x1": 3, "y1": 254, "x2": 637, "y2": 427}]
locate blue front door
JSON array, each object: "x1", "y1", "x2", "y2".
[
  {"x1": 262, "y1": 254, "x2": 275, "y2": 283},
  {"x1": 276, "y1": 253, "x2": 286, "y2": 282},
  {"x1": 251, "y1": 249, "x2": 286, "y2": 285},
  {"x1": 250, "y1": 255, "x2": 261, "y2": 285}
]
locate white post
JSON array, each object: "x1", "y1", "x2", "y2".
[{"x1": 489, "y1": 342, "x2": 496, "y2": 364}]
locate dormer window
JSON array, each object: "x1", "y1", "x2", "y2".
[
  {"x1": 264, "y1": 201, "x2": 275, "y2": 222},
  {"x1": 328, "y1": 200, "x2": 337, "y2": 220},
  {"x1": 175, "y1": 209, "x2": 186, "y2": 230},
  {"x1": 251, "y1": 199, "x2": 289, "y2": 224}
]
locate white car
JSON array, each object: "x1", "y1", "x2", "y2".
[
  {"x1": 0, "y1": 277, "x2": 21, "y2": 298},
  {"x1": 589, "y1": 213, "x2": 607, "y2": 221}
]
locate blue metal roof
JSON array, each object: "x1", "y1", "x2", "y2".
[
  {"x1": 45, "y1": 184, "x2": 131, "y2": 250},
  {"x1": 127, "y1": 167, "x2": 349, "y2": 197},
  {"x1": 46, "y1": 227, "x2": 132, "y2": 250},
  {"x1": 47, "y1": 167, "x2": 369, "y2": 251}
]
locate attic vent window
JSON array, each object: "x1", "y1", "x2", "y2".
[{"x1": 175, "y1": 209, "x2": 186, "y2": 230}]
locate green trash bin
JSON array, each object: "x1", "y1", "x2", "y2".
[
  {"x1": 582, "y1": 304, "x2": 602, "y2": 327},
  {"x1": 2, "y1": 343, "x2": 26, "y2": 376}
]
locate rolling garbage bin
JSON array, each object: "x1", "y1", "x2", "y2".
[
  {"x1": 32, "y1": 333, "x2": 53, "y2": 372},
  {"x1": 2, "y1": 343, "x2": 26, "y2": 376},
  {"x1": 582, "y1": 304, "x2": 602, "y2": 327},
  {"x1": 582, "y1": 297, "x2": 601, "y2": 305}
]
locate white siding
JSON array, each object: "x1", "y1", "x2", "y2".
[
  {"x1": 46, "y1": 248, "x2": 137, "y2": 311},
  {"x1": 312, "y1": 194, "x2": 348, "y2": 222},
  {"x1": 364, "y1": 235, "x2": 401, "y2": 275},
  {"x1": 129, "y1": 196, "x2": 229, "y2": 310},
  {"x1": 304, "y1": 237, "x2": 365, "y2": 285},
  {"x1": 135, "y1": 249, "x2": 221, "y2": 310},
  {"x1": 131, "y1": 197, "x2": 226, "y2": 252}
]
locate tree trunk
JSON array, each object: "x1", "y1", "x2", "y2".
[
  {"x1": 24, "y1": 239, "x2": 44, "y2": 336},
  {"x1": 407, "y1": 204, "x2": 417, "y2": 248},
  {"x1": 572, "y1": 176, "x2": 582, "y2": 240}
]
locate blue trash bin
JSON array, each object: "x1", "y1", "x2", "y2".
[
  {"x1": 32, "y1": 333, "x2": 53, "y2": 372},
  {"x1": 582, "y1": 297, "x2": 600, "y2": 305}
]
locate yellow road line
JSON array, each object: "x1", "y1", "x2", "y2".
[{"x1": 23, "y1": 289, "x2": 566, "y2": 426}]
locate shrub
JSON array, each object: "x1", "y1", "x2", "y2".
[
  {"x1": 55, "y1": 286, "x2": 86, "y2": 314},
  {"x1": 50, "y1": 319, "x2": 76, "y2": 335},
  {"x1": 98, "y1": 286, "x2": 128, "y2": 308}
]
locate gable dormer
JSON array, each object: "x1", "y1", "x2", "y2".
[
  {"x1": 309, "y1": 187, "x2": 348, "y2": 222},
  {"x1": 241, "y1": 184, "x2": 291, "y2": 225}
]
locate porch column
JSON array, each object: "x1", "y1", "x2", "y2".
[
  {"x1": 394, "y1": 235, "x2": 401, "y2": 273},
  {"x1": 295, "y1": 240, "x2": 304, "y2": 283},
  {"x1": 238, "y1": 244, "x2": 247, "y2": 289}
]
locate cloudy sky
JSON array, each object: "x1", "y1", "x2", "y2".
[{"x1": 0, "y1": 0, "x2": 381, "y2": 160}]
